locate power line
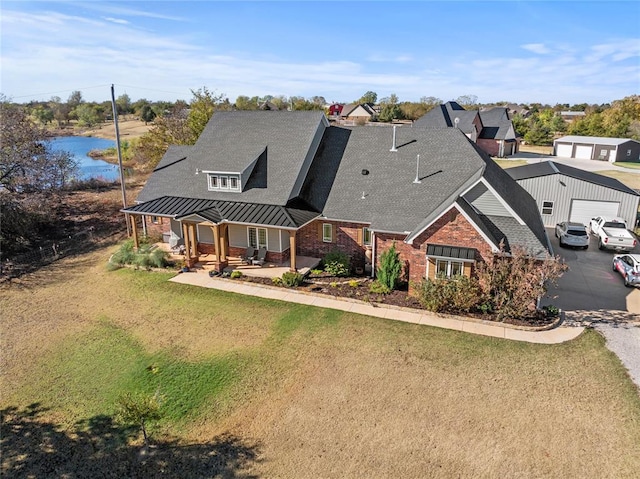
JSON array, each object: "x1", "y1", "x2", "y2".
[{"x1": 10, "y1": 85, "x2": 112, "y2": 99}]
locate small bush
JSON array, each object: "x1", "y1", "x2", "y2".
[
  {"x1": 272, "y1": 277, "x2": 283, "y2": 286},
  {"x1": 230, "y1": 270, "x2": 243, "y2": 279},
  {"x1": 109, "y1": 239, "x2": 170, "y2": 269},
  {"x1": 310, "y1": 269, "x2": 324, "y2": 276},
  {"x1": 281, "y1": 272, "x2": 304, "y2": 287},
  {"x1": 348, "y1": 280, "x2": 360, "y2": 288},
  {"x1": 323, "y1": 250, "x2": 350, "y2": 277},
  {"x1": 417, "y1": 275, "x2": 481, "y2": 313},
  {"x1": 329, "y1": 282, "x2": 338, "y2": 288},
  {"x1": 369, "y1": 280, "x2": 390, "y2": 295}
]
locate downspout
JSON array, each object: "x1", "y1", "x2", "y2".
[{"x1": 371, "y1": 231, "x2": 376, "y2": 278}]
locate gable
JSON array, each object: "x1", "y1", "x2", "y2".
[{"x1": 462, "y1": 182, "x2": 511, "y2": 217}]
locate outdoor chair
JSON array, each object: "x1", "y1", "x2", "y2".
[
  {"x1": 252, "y1": 247, "x2": 268, "y2": 266},
  {"x1": 241, "y1": 247, "x2": 257, "y2": 264}
]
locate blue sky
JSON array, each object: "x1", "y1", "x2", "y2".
[{"x1": 1, "y1": 1, "x2": 639, "y2": 105}]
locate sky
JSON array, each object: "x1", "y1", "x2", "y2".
[{"x1": 1, "y1": 1, "x2": 639, "y2": 106}]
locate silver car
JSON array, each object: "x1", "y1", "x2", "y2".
[
  {"x1": 555, "y1": 222, "x2": 589, "y2": 249},
  {"x1": 612, "y1": 254, "x2": 640, "y2": 287}
]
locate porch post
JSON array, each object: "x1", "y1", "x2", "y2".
[
  {"x1": 189, "y1": 223, "x2": 198, "y2": 259},
  {"x1": 289, "y1": 232, "x2": 297, "y2": 272},
  {"x1": 220, "y1": 224, "x2": 227, "y2": 262},
  {"x1": 182, "y1": 222, "x2": 191, "y2": 262},
  {"x1": 130, "y1": 214, "x2": 139, "y2": 249},
  {"x1": 212, "y1": 224, "x2": 221, "y2": 260}
]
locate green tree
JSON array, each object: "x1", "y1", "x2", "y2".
[
  {"x1": 358, "y1": 91, "x2": 378, "y2": 104},
  {"x1": 115, "y1": 392, "x2": 162, "y2": 446},
  {"x1": 186, "y1": 86, "x2": 225, "y2": 143},
  {"x1": 32, "y1": 106, "x2": 54, "y2": 125},
  {"x1": 455, "y1": 94, "x2": 478, "y2": 108},
  {"x1": 75, "y1": 103, "x2": 101, "y2": 127},
  {"x1": 116, "y1": 93, "x2": 132, "y2": 115},
  {"x1": 376, "y1": 242, "x2": 403, "y2": 291},
  {"x1": 523, "y1": 118, "x2": 552, "y2": 145},
  {"x1": 235, "y1": 95, "x2": 259, "y2": 110},
  {"x1": 140, "y1": 104, "x2": 156, "y2": 124}
]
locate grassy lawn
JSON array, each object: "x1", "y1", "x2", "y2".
[
  {"x1": 595, "y1": 169, "x2": 640, "y2": 191},
  {"x1": 493, "y1": 158, "x2": 528, "y2": 169},
  {"x1": 613, "y1": 161, "x2": 640, "y2": 170},
  {"x1": 2, "y1": 247, "x2": 640, "y2": 477}
]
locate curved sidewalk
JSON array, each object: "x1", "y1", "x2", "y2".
[{"x1": 170, "y1": 273, "x2": 584, "y2": 344}]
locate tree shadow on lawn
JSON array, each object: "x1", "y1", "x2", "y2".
[{"x1": 1, "y1": 403, "x2": 261, "y2": 478}]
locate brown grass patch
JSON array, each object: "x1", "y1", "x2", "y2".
[{"x1": 595, "y1": 169, "x2": 640, "y2": 191}]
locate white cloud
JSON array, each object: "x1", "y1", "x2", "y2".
[
  {"x1": 103, "y1": 17, "x2": 130, "y2": 25},
  {"x1": 521, "y1": 43, "x2": 551, "y2": 55}
]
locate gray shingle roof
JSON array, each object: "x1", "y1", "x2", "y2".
[
  {"x1": 413, "y1": 102, "x2": 478, "y2": 135},
  {"x1": 506, "y1": 160, "x2": 639, "y2": 196},
  {"x1": 478, "y1": 107, "x2": 514, "y2": 140},
  {"x1": 137, "y1": 111, "x2": 327, "y2": 205}
]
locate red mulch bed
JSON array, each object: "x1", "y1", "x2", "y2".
[{"x1": 233, "y1": 274, "x2": 557, "y2": 328}]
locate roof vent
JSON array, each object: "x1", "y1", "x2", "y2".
[
  {"x1": 413, "y1": 155, "x2": 421, "y2": 184},
  {"x1": 390, "y1": 125, "x2": 398, "y2": 152},
  {"x1": 454, "y1": 117, "x2": 460, "y2": 128},
  {"x1": 361, "y1": 169, "x2": 369, "y2": 175}
]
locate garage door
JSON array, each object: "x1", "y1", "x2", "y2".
[
  {"x1": 574, "y1": 145, "x2": 593, "y2": 160},
  {"x1": 555, "y1": 144, "x2": 572, "y2": 157},
  {"x1": 569, "y1": 200, "x2": 619, "y2": 226}
]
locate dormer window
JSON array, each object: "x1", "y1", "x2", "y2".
[{"x1": 207, "y1": 173, "x2": 241, "y2": 192}]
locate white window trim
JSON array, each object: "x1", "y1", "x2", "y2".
[
  {"x1": 435, "y1": 258, "x2": 465, "y2": 278},
  {"x1": 322, "y1": 223, "x2": 332, "y2": 243},
  {"x1": 208, "y1": 174, "x2": 219, "y2": 190},
  {"x1": 541, "y1": 200, "x2": 554, "y2": 215},
  {"x1": 247, "y1": 226, "x2": 268, "y2": 249},
  {"x1": 207, "y1": 172, "x2": 241, "y2": 192},
  {"x1": 363, "y1": 227, "x2": 372, "y2": 246}
]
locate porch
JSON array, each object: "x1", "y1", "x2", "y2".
[{"x1": 155, "y1": 242, "x2": 321, "y2": 279}]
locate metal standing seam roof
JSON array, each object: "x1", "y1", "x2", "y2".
[
  {"x1": 122, "y1": 196, "x2": 319, "y2": 228},
  {"x1": 554, "y1": 136, "x2": 640, "y2": 146},
  {"x1": 426, "y1": 244, "x2": 476, "y2": 260}
]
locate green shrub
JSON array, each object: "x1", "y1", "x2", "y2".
[
  {"x1": 272, "y1": 277, "x2": 283, "y2": 286},
  {"x1": 377, "y1": 242, "x2": 403, "y2": 291},
  {"x1": 369, "y1": 280, "x2": 390, "y2": 295},
  {"x1": 323, "y1": 250, "x2": 350, "y2": 277},
  {"x1": 310, "y1": 269, "x2": 324, "y2": 276},
  {"x1": 109, "y1": 239, "x2": 170, "y2": 269},
  {"x1": 348, "y1": 280, "x2": 360, "y2": 288},
  {"x1": 416, "y1": 275, "x2": 480, "y2": 313},
  {"x1": 329, "y1": 282, "x2": 338, "y2": 288},
  {"x1": 230, "y1": 270, "x2": 243, "y2": 279},
  {"x1": 281, "y1": 272, "x2": 304, "y2": 287}
]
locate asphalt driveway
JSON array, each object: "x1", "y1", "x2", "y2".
[{"x1": 541, "y1": 227, "x2": 640, "y2": 322}]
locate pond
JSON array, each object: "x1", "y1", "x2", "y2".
[{"x1": 49, "y1": 136, "x2": 121, "y2": 182}]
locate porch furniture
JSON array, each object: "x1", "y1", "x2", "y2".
[
  {"x1": 242, "y1": 247, "x2": 257, "y2": 264},
  {"x1": 252, "y1": 247, "x2": 267, "y2": 266}
]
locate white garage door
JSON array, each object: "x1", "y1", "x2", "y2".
[
  {"x1": 555, "y1": 144, "x2": 572, "y2": 157},
  {"x1": 574, "y1": 145, "x2": 593, "y2": 160},
  {"x1": 569, "y1": 200, "x2": 619, "y2": 226}
]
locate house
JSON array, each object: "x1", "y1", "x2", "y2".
[
  {"x1": 413, "y1": 102, "x2": 518, "y2": 157},
  {"x1": 123, "y1": 111, "x2": 550, "y2": 290},
  {"x1": 507, "y1": 160, "x2": 640, "y2": 227},
  {"x1": 339, "y1": 103, "x2": 377, "y2": 123},
  {"x1": 328, "y1": 104, "x2": 344, "y2": 117},
  {"x1": 558, "y1": 111, "x2": 586, "y2": 122},
  {"x1": 505, "y1": 103, "x2": 531, "y2": 118},
  {"x1": 553, "y1": 135, "x2": 640, "y2": 162}
]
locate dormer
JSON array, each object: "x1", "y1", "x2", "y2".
[{"x1": 205, "y1": 171, "x2": 242, "y2": 192}]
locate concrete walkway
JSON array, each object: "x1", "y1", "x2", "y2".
[{"x1": 170, "y1": 272, "x2": 584, "y2": 344}]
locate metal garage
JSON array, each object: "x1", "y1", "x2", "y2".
[
  {"x1": 507, "y1": 160, "x2": 639, "y2": 228},
  {"x1": 553, "y1": 135, "x2": 640, "y2": 163},
  {"x1": 569, "y1": 199, "x2": 620, "y2": 226}
]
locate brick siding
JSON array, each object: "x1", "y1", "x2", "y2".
[{"x1": 297, "y1": 220, "x2": 369, "y2": 271}]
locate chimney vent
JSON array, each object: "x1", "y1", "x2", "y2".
[{"x1": 390, "y1": 125, "x2": 398, "y2": 152}]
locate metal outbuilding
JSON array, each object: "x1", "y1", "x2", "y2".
[
  {"x1": 507, "y1": 161, "x2": 640, "y2": 228},
  {"x1": 553, "y1": 135, "x2": 640, "y2": 163}
]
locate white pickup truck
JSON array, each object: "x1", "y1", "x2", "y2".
[{"x1": 588, "y1": 216, "x2": 637, "y2": 252}]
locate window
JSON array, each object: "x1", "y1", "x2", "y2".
[
  {"x1": 150, "y1": 216, "x2": 162, "y2": 225},
  {"x1": 248, "y1": 227, "x2": 267, "y2": 249},
  {"x1": 435, "y1": 259, "x2": 464, "y2": 278},
  {"x1": 600, "y1": 149, "x2": 607, "y2": 157},
  {"x1": 628, "y1": 149, "x2": 632, "y2": 157},
  {"x1": 208, "y1": 173, "x2": 241, "y2": 191},
  {"x1": 542, "y1": 201, "x2": 553, "y2": 215},
  {"x1": 363, "y1": 227, "x2": 372, "y2": 246},
  {"x1": 322, "y1": 223, "x2": 333, "y2": 243}
]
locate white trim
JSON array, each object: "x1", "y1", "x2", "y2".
[
  {"x1": 427, "y1": 254, "x2": 476, "y2": 263},
  {"x1": 202, "y1": 169, "x2": 241, "y2": 175},
  {"x1": 363, "y1": 227, "x2": 372, "y2": 246},
  {"x1": 322, "y1": 223, "x2": 333, "y2": 243},
  {"x1": 247, "y1": 226, "x2": 268, "y2": 250},
  {"x1": 371, "y1": 231, "x2": 376, "y2": 278}
]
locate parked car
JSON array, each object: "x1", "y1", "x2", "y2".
[
  {"x1": 555, "y1": 222, "x2": 589, "y2": 249},
  {"x1": 612, "y1": 254, "x2": 640, "y2": 287},
  {"x1": 589, "y1": 216, "x2": 637, "y2": 252}
]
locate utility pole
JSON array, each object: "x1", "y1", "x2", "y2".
[{"x1": 111, "y1": 84, "x2": 131, "y2": 236}]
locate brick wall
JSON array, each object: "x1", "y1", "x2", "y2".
[
  {"x1": 476, "y1": 138, "x2": 500, "y2": 157},
  {"x1": 143, "y1": 216, "x2": 170, "y2": 239},
  {"x1": 297, "y1": 220, "x2": 369, "y2": 270},
  {"x1": 375, "y1": 207, "x2": 493, "y2": 291}
]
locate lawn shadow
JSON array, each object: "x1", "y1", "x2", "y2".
[{"x1": 1, "y1": 403, "x2": 261, "y2": 478}]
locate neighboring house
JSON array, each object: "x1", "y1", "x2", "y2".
[
  {"x1": 505, "y1": 103, "x2": 530, "y2": 118},
  {"x1": 123, "y1": 111, "x2": 550, "y2": 290},
  {"x1": 558, "y1": 111, "x2": 586, "y2": 122},
  {"x1": 258, "y1": 101, "x2": 279, "y2": 111},
  {"x1": 553, "y1": 135, "x2": 640, "y2": 162},
  {"x1": 507, "y1": 160, "x2": 640, "y2": 227},
  {"x1": 340, "y1": 103, "x2": 377, "y2": 122},
  {"x1": 328, "y1": 104, "x2": 344, "y2": 117},
  {"x1": 413, "y1": 102, "x2": 518, "y2": 157}
]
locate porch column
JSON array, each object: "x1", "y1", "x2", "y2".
[
  {"x1": 289, "y1": 232, "x2": 297, "y2": 272},
  {"x1": 182, "y1": 222, "x2": 191, "y2": 261},
  {"x1": 212, "y1": 224, "x2": 221, "y2": 260},
  {"x1": 189, "y1": 223, "x2": 198, "y2": 258},
  {"x1": 220, "y1": 224, "x2": 228, "y2": 262},
  {"x1": 130, "y1": 214, "x2": 139, "y2": 249}
]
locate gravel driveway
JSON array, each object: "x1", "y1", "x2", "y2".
[{"x1": 594, "y1": 323, "x2": 640, "y2": 392}]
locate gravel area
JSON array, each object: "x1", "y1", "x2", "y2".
[{"x1": 594, "y1": 323, "x2": 640, "y2": 392}]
